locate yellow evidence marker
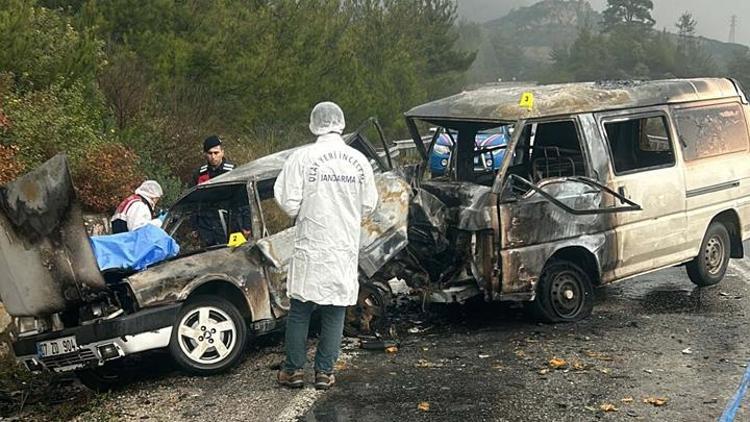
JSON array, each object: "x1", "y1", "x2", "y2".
[
  {"x1": 519, "y1": 92, "x2": 534, "y2": 111},
  {"x1": 227, "y1": 232, "x2": 248, "y2": 247}
]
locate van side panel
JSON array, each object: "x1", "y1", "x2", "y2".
[{"x1": 672, "y1": 101, "x2": 750, "y2": 253}]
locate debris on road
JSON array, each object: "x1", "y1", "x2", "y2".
[
  {"x1": 548, "y1": 357, "x2": 568, "y2": 369},
  {"x1": 600, "y1": 403, "x2": 618, "y2": 412},
  {"x1": 584, "y1": 350, "x2": 612, "y2": 361},
  {"x1": 360, "y1": 337, "x2": 399, "y2": 351},
  {"x1": 681, "y1": 348, "x2": 693, "y2": 355},
  {"x1": 643, "y1": 397, "x2": 668, "y2": 407},
  {"x1": 415, "y1": 359, "x2": 444, "y2": 369},
  {"x1": 571, "y1": 360, "x2": 586, "y2": 371},
  {"x1": 417, "y1": 402, "x2": 430, "y2": 412},
  {"x1": 621, "y1": 397, "x2": 634, "y2": 403}
]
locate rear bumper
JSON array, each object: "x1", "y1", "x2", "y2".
[{"x1": 14, "y1": 303, "x2": 180, "y2": 373}]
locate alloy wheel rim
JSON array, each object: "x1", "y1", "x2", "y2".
[{"x1": 177, "y1": 306, "x2": 237, "y2": 365}]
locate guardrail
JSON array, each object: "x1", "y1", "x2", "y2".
[{"x1": 382, "y1": 137, "x2": 431, "y2": 164}]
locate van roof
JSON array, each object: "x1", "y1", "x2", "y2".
[{"x1": 404, "y1": 78, "x2": 745, "y2": 123}]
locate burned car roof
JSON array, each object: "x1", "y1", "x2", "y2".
[
  {"x1": 404, "y1": 78, "x2": 744, "y2": 122},
  {"x1": 184, "y1": 131, "x2": 367, "y2": 192},
  {"x1": 202, "y1": 148, "x2": 298, "y2": 187}
]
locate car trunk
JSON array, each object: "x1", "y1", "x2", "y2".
[{"x1": 0, "y1": 155, "x2": 105, "y2": 317}]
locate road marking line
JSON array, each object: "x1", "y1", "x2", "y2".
[
  {"x1": 273, "y1": 348, "x2": 355, "y2": 421},
  {"x1": 719, "y1": 363, "x2": 750, "y2": 422},
  {"x1": 275, "y1": 387, "x2": 325, "y2": 422}
]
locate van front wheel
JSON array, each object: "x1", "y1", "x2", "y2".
[
  {"x1": 687, "y1": 222, "x2": 730, "y2": 287},
  {"x1": 528, "y1": 260, "x2": 594, "y2": 323}
]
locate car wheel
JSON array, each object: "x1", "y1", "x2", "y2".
[
  {"x1": 528, "y1": 259, "x2": 594, "y2": 323},
  {"x1": 169, "y1": 296, "x2": 247, "y2": 375},
  {"x1": 686, "y1": 222, "x2": 730, "y2": 287},
  {"x1": 76, "y1": 362, "x2": 125, "y2": 392},
  {"x1": 344, "y1": 282, "x2": 391, "y2": 337}
]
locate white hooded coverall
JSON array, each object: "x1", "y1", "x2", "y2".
[
  {"x1": 274, "y1": 133, "x2": 379, "y2": 306},
  {"x1": 110, "y1": 181, "x2": 164, "y2": 233}
]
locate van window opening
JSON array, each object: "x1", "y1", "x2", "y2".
[
  {"x1": 604, "y1": 115, "x2": 675, "y2": 174},
  {"x1": 501, "y1": 119, "x2": 588, "y2": 196}
]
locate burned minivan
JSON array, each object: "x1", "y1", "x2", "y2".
[
  {"x1": 384, "y1": 78, "x2": 750, "y2": 323},
  {"x1": 0, "y1": 122, "x2": 409, "y2": 388}
]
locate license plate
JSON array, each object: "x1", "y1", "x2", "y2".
[{"x1": 37, "y1": 336, "x2": 78, "y2": 358}]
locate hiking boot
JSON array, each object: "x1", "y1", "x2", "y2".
[
  {"x1": 277, "y1": 370, "x2": 304, "y2": 388},
  {"x1": 314, "y1": 372, "x2": 335, "y2": 390}
]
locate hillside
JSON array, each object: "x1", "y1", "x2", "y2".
[{"x1": 464, "y1": 0, "x2": 749, "y2": 84}]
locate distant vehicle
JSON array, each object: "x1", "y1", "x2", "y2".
[{"x1": 429, "y1": 127, "x2": 511, "y2": 177}]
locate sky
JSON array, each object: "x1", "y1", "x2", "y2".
[{"x1": 456, "y1": 0, "x2": 750, "y2": 46}]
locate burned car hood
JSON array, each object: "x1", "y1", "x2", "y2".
[{"x1": 0, "y1": 155, "x2": 105, "y2": 317}]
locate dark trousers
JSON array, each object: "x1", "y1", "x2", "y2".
[{"x1": 283, "y1": 298, "x2": 346, "y2": 374}]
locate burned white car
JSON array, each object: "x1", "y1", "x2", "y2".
[{"x1": 0, "y1": 123, "x2": 409, "y2": 389}]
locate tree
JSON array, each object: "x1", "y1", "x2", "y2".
[
  {"x1": 602, "y1": 0, "x2": 655, "y2": 31},
  {"x1": 728, "y1": 49, "x2": 750, "y2": 89},
  {"x1": 561, "y1": 27, "x2": 613, "y2": 81},
  {"x1": 674, "y1": 12, "x2": 717, "y2": 78},
  {"x1": 676, "y1": 12, "x2": 697, "y2": 39}
]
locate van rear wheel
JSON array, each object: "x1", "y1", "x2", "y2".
[
  {"x1": 686, "y1": 222, "x2": 730, "y2": 287},
  {"x1": 528, "y1": 259, "x2": 594, "y2": 323}
]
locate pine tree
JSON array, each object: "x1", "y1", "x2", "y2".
[{"x1": 602, "y1": 0, "x2": 655, "y2": 31}]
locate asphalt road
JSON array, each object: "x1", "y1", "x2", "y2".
[
  {"x1": 22, "y1": 259, "x2": 750, "y2": 421},
  {"x1": 305, "y1": 261, "x2": 750, "y2": 422}
]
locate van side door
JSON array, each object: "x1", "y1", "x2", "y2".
[{"x1": 596, "y1": 108, "x2": 690, "y2": 279}]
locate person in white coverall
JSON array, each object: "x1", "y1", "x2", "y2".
[
  {"x1": 110, "y1": 180, "x2": 164, "y2": 234},
  {"x1": 274, "y1": 102, "x2": 378, "y2": 390}
]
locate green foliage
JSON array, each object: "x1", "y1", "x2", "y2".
[
  {"x1": 544, "y1": 1, "x2": 720, "y2": 82},
  {"x1": 0, "y1": 0, "x2": 473, "y2": 212},
  {"x1": 1, "y1": 78, "x2": 106, "y2": 167},
  {"x1": 0, "y1": 0, "x2": 100, "y2": 91},
  {"x1": 602, "y1": 0, "x2": 655, "y2": 31}
]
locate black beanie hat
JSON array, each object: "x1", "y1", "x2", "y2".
[{"x1": 203, "y1": 135, "x2": 222, "y2": 152}]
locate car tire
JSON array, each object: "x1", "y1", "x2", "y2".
[
  {"x1": 528, "y1": 259, "x2": 594, "y2": 323},
  {"x1": 169, "y1": 296, "x2": 247, "y2": 375},
  {"x1": 76, "y1": 361, "x2": 129, "y2": 392},
  {"x1": 686, "y1": 222, "x2": 730, "y2": 287},
  {"x1": 344, "y1": 282, "x2": 392, "y2": 337}
]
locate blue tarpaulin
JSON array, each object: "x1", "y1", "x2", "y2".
[{"x1": 89, "y1": 224, "x2": 180, "y2": 272}]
